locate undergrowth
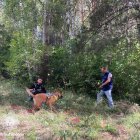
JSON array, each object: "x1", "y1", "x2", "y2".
[{"x1": 0, "y1": 79, "x2": 140, "y2": 140}]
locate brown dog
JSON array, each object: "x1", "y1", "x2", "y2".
[{"x1": 31, "y1": 89, "x2": 63, "y2": 111}]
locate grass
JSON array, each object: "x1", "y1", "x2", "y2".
[
  {"x1": 0, "y1": 78, "x2": 140, "y2": 140},
  {"x1": 104, "y1": 124, "x2": 118, "y2": 136},
  {"x1": 122, "y1": 113, "x2": 140, "y2": 140}
]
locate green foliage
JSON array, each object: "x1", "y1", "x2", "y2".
[
  {"x1": 1, "y1": 0, "x2": 140, "y2": 104},
  {"x1": 101, "y1": 39, "x2": 140, "y2": 101},
  {"x1": 47, "y1": 46, "x2": 70, "y2": 87},
  {"x1": 104, "y1": 124, "x2": 118, "y2": 135},
  {"x1": 122, "y1": 113, "x2": 140, "y2": 140},
  {"x1": 26, "y1": 128, "x2": 36, "y2": 140},
  {"x1": 47, "y1": 46, "x2": 100, "y2": 96},
  {"x1": 0, "y1": 79, "x2": 140, "y2": 139},
  {"x1": 0, "y1": 79, "x2": 101, "y2": 139},
  {"x1": 67, "y1": 53, "x2": 99, "y2": 94},
  {"x1": 0, "y1": 24, "x2": 11, "y2": 77},
  {"x1": 46, "y1": 39, "x2": 140, "y2": 103},
  {"x1": 5, "y1": 30, "x2": 44, "y2": 82},
  {"x1": 48, "y1": 0, "x2": 67, "y2": 31}
]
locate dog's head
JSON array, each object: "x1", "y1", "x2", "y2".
[{"x1": 53, "y1": 89, "x2": 63, "y2": 99}]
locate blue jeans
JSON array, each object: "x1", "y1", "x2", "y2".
[{"x1": 97, "y1": 90, "x2": 114, "y2": 108}]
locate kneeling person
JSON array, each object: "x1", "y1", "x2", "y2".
[{"x1": 26, "y1": 78, "x2": 46, "y2": 101}]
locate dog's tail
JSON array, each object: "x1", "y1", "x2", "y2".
[{"x1": 25, "y1": 88, "x2": 35, "y2": 98}]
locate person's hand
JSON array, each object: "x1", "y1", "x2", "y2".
[
  {"x1": 96, "y1": 82, "x2": 100, "y2": 87},
  {"x1": 99, "y1": 85, "x2": 103, "y2": 89}
]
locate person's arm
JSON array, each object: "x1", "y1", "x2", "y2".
[
  {"x1": 29, "y1": 84, "x2": 35, "y2": 91},
  {"x1": 100, "y1": 73, "x2": 112, "y2": 88},
  {"x1": 26, "y1": 88, "x2": 34, "y2": 97},
  {"x1": 25, "y1": 84, "x2": 35, "y2": 96},
  {"x1": 29, "y1": 89, "x2": 33, "y2": 92},
  {"x1": 100, "y1": 78, "x2": 111, "y2": 87}
]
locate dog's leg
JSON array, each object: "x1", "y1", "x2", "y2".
[
  {"x1": 33, "y1": 98, "x2": 41, "y2": 111},
  {"x1": 52, "y1": 106, "x2": 57, "y2": 112},
  {"x1": 32, "y1": 104, "x2": 40, "y2": 112},
  {"x1": 32, "y1": 98, "x2": 38, "y2": 113},
  {"x1": 30, "y1": 103, "x2": 36, "y2": 114},
  {"x1": 49, "y1": 104, "x2": 57, "y2": 112},
  {"x1": 32, "y1": 99, "x2": 36, "y2": 112},
  {"x1": 48, "y1": 104, "x2": 53, "y2": 111},
  {"x1": 48, "y1": 103, "x2": 53, "y2": 112}
]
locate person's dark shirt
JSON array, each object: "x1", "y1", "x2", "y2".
[
  {"x1": 101, "y1": 71, "x2": 113, "y2": 91},
  {"x1": 29, "y1": 83, "x2": 46, "y2": 94}
]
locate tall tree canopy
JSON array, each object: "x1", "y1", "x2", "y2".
[{"x1": 0, "y1": 0, "x2": 140, "y2": 102}]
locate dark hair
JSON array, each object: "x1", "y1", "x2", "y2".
[
  {"x1": 37, "y1": 78, "x2": 43, "y2": 81},
  {"x1": 101, "y1": 65, "x2": 108, "y2": 69}
]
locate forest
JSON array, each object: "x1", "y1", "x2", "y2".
[{"x1": 0, "y1": 0, "x2": 140, "y2": 139}]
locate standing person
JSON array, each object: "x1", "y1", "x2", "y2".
[
  {"x1": 97, "y1": 66, "x2": 114, "y2": 108},
  {"x1": 26, "y1": 78, "x2": 46, "y2": 101}
]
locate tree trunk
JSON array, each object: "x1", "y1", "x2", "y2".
[
  {"x1": 25, "y1": 60, "x2": 32, "y2": 82},
  {"x1": 42, "y1": 0, "x2": 49, "y2": 47}
]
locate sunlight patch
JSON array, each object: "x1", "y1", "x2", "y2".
[{"x1": 1, "y1": 113, "x2": 20, "y2": 130}]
